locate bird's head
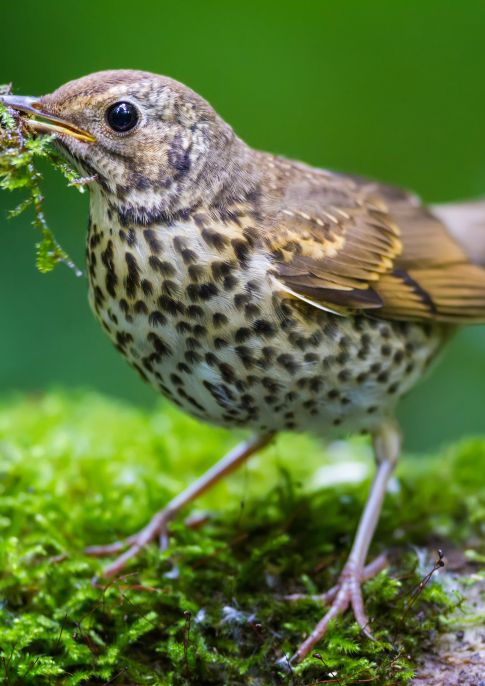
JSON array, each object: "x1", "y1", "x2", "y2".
[{"x1": 2, "y1": 70, "x2": 244, "y2": 224}]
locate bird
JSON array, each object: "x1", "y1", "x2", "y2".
[{"x1": 3, "y1": 69, "x2": 485, "y2": 663}]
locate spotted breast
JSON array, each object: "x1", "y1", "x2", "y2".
[{"x1": 86, "y1": 181, "x2": 445, "y2": 438}]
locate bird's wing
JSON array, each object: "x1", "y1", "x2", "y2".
[{"x1": 265, "y1": 168, "x2": 485, "y2": 323}]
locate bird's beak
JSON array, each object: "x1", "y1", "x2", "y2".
[{"x1": 0, "y1": 94, "x2": 96, "y2": 143}]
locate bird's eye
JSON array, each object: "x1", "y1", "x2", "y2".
[{"x1": 105, "y1": 101, "x2": 139, "y2": 133}]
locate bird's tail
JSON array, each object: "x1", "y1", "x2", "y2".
[{"x1": 432, "y1": 200, "x2": 485, "y2": 267}]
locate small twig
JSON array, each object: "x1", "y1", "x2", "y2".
[
  {"x1": 101, "y1": 668, "x2": 128, "y2": 685},
  {"x1": 312, "y1": 653, "x2": 343, "y2": 686},
  {"x1": 183, "y1": 610, "x2": 192, "y2": 678},
  {"x1": 401, "y1": 549, "x2": 446, "y2": 619}
]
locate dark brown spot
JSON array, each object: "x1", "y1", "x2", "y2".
[
  {"x1": 304, "y1": 352, "x2": 319, "y2": 363},
  {"x1": 188, "y1": 264, "x2": 205, "y2": 282},
  {"x1": 185, "y1": 336, "x2": 201, "y2": 350},
  {"x1": 211, "y1": 260, "x2": 232, "y2": 281},
  {"x1": 213, "y1": 312, "x2": 229, "y2": 328},
  {"x1": 231, "y1": 238, "x2": 249, "y2": 262},
  {"x1": 235, "y1": 345, "x2": 256, "y2": 369},
  {"x1": 147, "y1": 332, "x2": 172, "y2": 357},
  {"x1": 253, "y1": 319, "x2": 277, "y2": 337},
  {"x1": 223, "y1": 274, "x2": 238, "y2": 291},
  {"x1": 234, "y1": 293, "x2": 250, "y2": 308},
  {"x1": 244, "y1": 303, "x2": 260, "y2": 320},
  {"x1": 119, "y1": 298, "x2": 129, "y2": 314},
  {"x1": 201, "y1": 228, "x2": 228, "y2": 250},
  {"x1": 149, "y1": 256, "x2": 176, "y2": 277},
  {"x1": 159, "y1": 280, "x2": 177, "y2": 299},
  {"x1": 101, "y1": 240, "x2": 117, "y2": 297},
  {"x1": 186, "y1": 283, "x2": 218, "y2": 301},
  {"x1": 134, "y1": 300, "x2": 148, "y2": 315},
  {"x1": 219, "y1": 363, "x2": 236, "y2": 383},
  {"x1": 181, "y1": 249, "x2": 197, "y2": 265},
  {"x1": 116, "y1": 331, "x2": 133, "y2": 348},
  {"x1": 141, "y1": 279, "x2": 154, "y2": 296},
  {"x1": 277, "y1": 353, "x2": 299, "y2": 374},
  {"x1": 158, "y1": 295, "x2": 185, "y2": 316},
  {"x1": 187, "y1": 304, "x2": 204, "y2": 319},
  {"x1": 235, "y1": 327, "x2": 252, "y2": 343},
  {"x1": 309, "y1": 378, "x2": 323, "y2": 393},
  {"x1": 185, "y1": 350, "x2": 202, "y2": 364},
  {"x1": 176, "y1": 321, "x2": 192, "y2": 334},
  {"x1": 143, "y1": 229, "x2": 163, "y2": 253},
  {"x1": 149, "y1": 311, "x2": 167, "y2": 327}
]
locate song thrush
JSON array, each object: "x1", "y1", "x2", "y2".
[{"x1": 4, "y1": 70, "x2": 485, "y2": 663}]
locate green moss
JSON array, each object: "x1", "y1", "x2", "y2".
[
  {"x1": 0, "y1": 88, "x2": 85, "y2": 274},
  {"x1": 0, "y1": 392, "x2": 483, "y2": 684}
]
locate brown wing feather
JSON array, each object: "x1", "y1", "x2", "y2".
[{"x1": 265, "y1": 163, "x2": 485, "y2": 323}]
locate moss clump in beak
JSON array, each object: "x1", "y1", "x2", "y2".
[
  {"x1": 0, "y1": 85, "x2": 94, "y2": 273},
  {"x1": 0, "y1": 93, "x2": 95, "y2": 143}
]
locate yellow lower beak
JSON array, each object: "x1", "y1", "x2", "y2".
[{"x1": 1, "y1": 95, "x2": 95, "y2": 143}]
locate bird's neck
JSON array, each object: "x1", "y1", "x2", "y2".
[{"x1": 89, "y1": 134, "x2": 263, "y2": 230}]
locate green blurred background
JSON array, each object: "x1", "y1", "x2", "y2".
[{"x1": 2, "y1": 0, "x2": 485, "y2": 451}]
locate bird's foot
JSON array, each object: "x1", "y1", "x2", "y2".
[
  {"x1": 289, "y1": 553, "x2": 388, "y2": 664},
  {"x1": 85, "y1": 507, "x2": 176, "y2": 578},
  {"x1": 85, "y1": 435, "x2": 273, "y2": 579}
]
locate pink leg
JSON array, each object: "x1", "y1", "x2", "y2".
[
  {"x1": 85, "y1": 433, "x2": 274, "y2": 578},
  {"x1": 291, "y1": 420, "x2": 401, "y2": 664}
]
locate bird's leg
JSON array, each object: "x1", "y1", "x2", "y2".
[
  {"x1": 291, "y1": 420, "x2": 401, "y2": 664},
  {"x1": 85, "y1": 433, "x2": 274, "y2": 578}
]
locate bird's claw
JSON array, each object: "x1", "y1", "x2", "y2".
[
  {"x1": 290, "y1": 553, "x2": 388, "y2": 664},
  {"x1": 85, "y1": 509, "x2": 171, "y2": 577},
  {"x1": 84, "y1": 509, "x2": 213, "y2": 577}
]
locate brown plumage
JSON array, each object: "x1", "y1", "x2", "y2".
[
  {"x1": 262, "y1": 168, "x2": 485, "y2": 321},
  {"x1": 3, "y1": 69, "x2": 485, "y2": 663}
]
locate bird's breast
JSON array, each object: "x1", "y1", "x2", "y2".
[{"x1": 86, "y1": 205, "x2": 446, "y2": 436}]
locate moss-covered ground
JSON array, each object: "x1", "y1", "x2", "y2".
[{"x1": 0, "y1": 392, "x2": 483, "y2": 685}]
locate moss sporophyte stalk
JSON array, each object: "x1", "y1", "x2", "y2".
[{"x1": 0, "y1": 84, "x2": 90, "y2": 275}]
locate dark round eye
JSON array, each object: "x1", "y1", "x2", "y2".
[{"x1": 105, "y1": 101, "x2": 139, "y2": 133}]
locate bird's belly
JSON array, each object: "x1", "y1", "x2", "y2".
[{"x1": 87, "y1": 221, "x2": 445, "y2": 437}]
